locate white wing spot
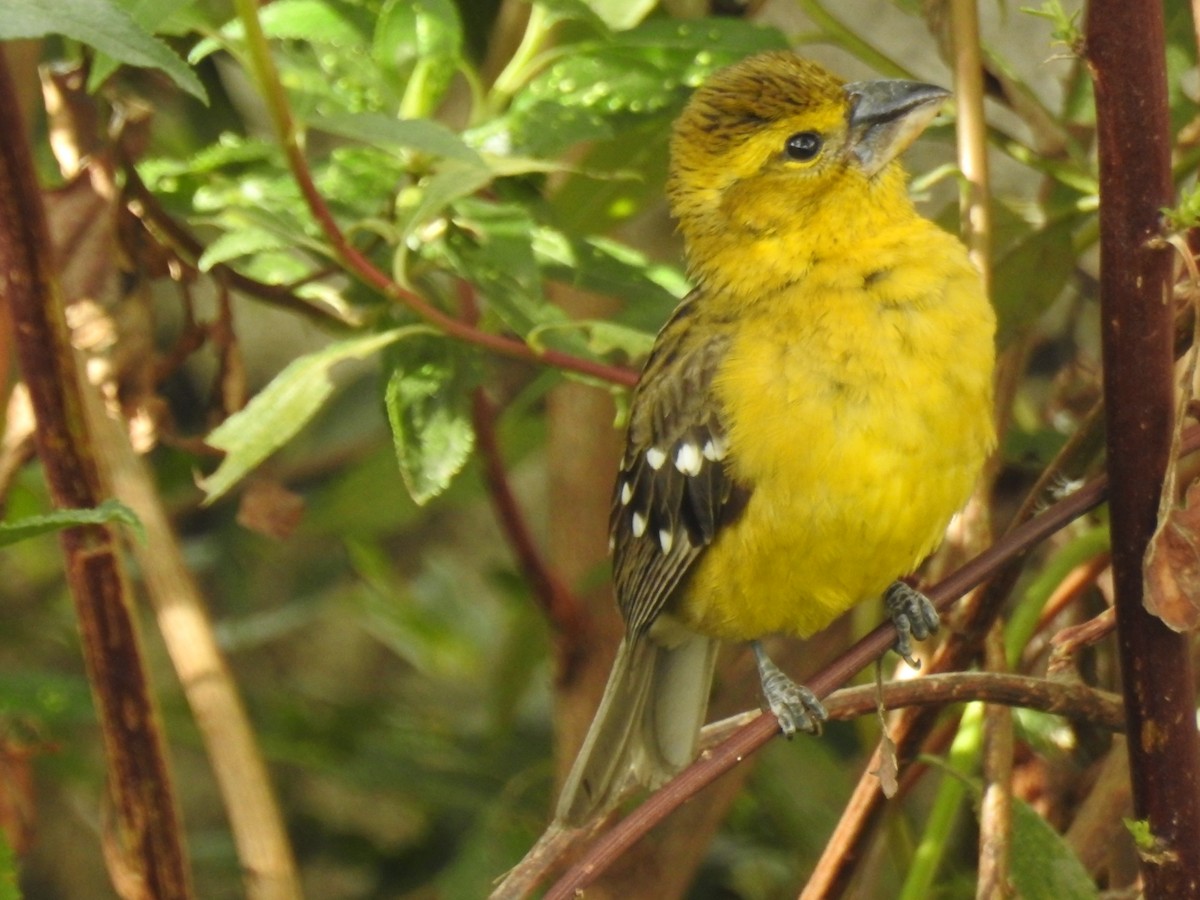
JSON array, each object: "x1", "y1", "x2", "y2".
[
  {"x1": 675, "y1": 442, "x2": 702, "y2": 475},
  {"x1": 658, "y1": 528, "x2": 674, "y2": 554},
  {"x1": 619, "y1": 480, "x2": 633, "y2": 505},
  {"x1": 632, "y1": 511, "x2": 647, "y2": 537},
  {"x1": 702, "y1": 435, "x2": 727, "y2": 462},
  {"x1": 646, "y1": 447, "x2": 667, "y2": 470}
]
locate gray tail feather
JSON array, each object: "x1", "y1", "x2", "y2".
[{"x1": 554, "y1": 633, "x2": 717, "y2": 826}]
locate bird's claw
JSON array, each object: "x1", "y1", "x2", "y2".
[
  {"x1": 752, "y1": 641, "x2": 827, "y2": 737},
  {"x1": 885, "y1": 581, "x2": 939, "y2": 669}
]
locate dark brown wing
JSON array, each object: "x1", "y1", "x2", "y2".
[{"x1": 611, "y1": 294, "x2": 749, "y2": 636}]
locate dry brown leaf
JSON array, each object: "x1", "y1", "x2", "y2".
[
  {"x1": 235, "y1": 479, "x2": 305, "y2": 540},
  {"x1": 1144, "y1": 479, "x2": 1200, "y2": 631}
]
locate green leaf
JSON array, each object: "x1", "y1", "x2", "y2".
[
  {"x1": 583, "y1": 0, "x2": 658, "y2": 31},
  {"x1": 991, "y1": 214, "x2": 1078, "y2": 346},
  {"x1": 384, "y1": 336, "x2": 476, "y2": 505},
  {"x1": 439, "y1": 200, "x2": 582, "y2": 351},
  {"x1": 373, "y1": 0, "x2": 463, "y2": 69},
  {"x1": 1009, "y1": 798, "x2": 1097, "y2": 899},
  {"x1": 532, "y1": 227, "x2": 686, "y2": 325},
  {"x1": 0, "y1": 0, "x2": 206, "y2": 102},
  {"x1": 311, "y1": 113, "x2": 485, "y2": 167},
  {"x1": 504, "y1": 18, "x2": 787, "y2": 157},
  {"x1": 0, "y1": 498, "x2": 142, "y2": 546},
  {"x1": 190, "y1": 0, "x2": 365, "y2": 62},
  {"x1": 88, "y1": 0, "x2": 199, "y2": 88},
  {"x1": 201, "y1": 328, "x2": 427, "y2": 503},
  {"x1": 396, "y1": 164, "x2": 496, "y2": 238},
  {"x1": 197, "y1": 227, "x2": 289, "y2": 271}
]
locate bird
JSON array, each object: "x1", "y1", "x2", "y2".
[{"x1": 554, "y1": 51, "x2": 995, "y2": 826}]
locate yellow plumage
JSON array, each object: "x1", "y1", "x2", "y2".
[{"x1": 556, "y1": 52, "x2": 995, "y2": 826}]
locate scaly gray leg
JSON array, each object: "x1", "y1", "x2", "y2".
[
  {"x1": 751, "y1": 641, "x2": 827, "y2": 737},
  {"x1": 885, "y1": 581, "x2": 939, "y2": 668}
]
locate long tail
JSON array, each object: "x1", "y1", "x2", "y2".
[{"x1": 555, "y1": 632, "x2": 718, "y2": 826}]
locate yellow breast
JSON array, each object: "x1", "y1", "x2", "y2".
[{"x1": 679, "y1": 220, "x2": 995, "y2": 640}]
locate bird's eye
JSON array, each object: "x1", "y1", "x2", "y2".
[{"x1": 784, "y1": 132, "x2": 822, "y2": 161}]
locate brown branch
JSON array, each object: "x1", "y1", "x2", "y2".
[
  {"x1": 802, "y1": 401, "x2": 1109, "y2": 897},
  {"x1": 1087, "y1": 0, "x2": 1200, "y2": 892},
  {"x1": 118, "y1": 163, "x2": 357, "y2": 331},
  {"x1": 502, "y1": 664, "x2": 1126, "y2": 899},
  {"x1": 79, "y1": 376, "x2": 301, "y2": 899},
  {"x1": 0, "y1": 47, "x2": 191, "y2": 899},
  {"x1": 536, "y1": 465, "x2": 1115, "y2": 899}
]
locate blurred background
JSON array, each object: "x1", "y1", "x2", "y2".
[{"x1": 1, "y1": 0, "x2": 1193, "y2": 897}]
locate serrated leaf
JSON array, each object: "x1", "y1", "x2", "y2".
[
  {"x1": 1009, "y1": 798, "x2": 1097, "y2": 899},
  {"x1": 0, "y1": 0, "x2": 206, "y2": 101},
  {"x1": 88, "y1": 0, "x2": 198, "y2": 87},
  {"x1": 0, "y1": 498, "x2": 143, "y2": 546},
  {"x1": 505, "y1": 18, "x2": 786, "y2": 156},
  {"x1": 191, "y1": 0, "x2": 364, "y2": 62},
  {"x1": 384, "y1": 336, "x2": 476, "y2": 505},
  {"x1": 311, "y1": 113, "x2": 485, "y2": 167},
  {"x1": 201, "y1": 328, "x2": 426, "y2": 503}
]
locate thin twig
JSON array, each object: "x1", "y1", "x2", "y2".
[
  {"x1": 119, "y1": 163, "x2": 355, "y2": 331},
  {"x1": 536, "y1": 468, "x2": 1114, "y2": 899},
  {"x1": 507, "y1": 663, "x2": 1126, "y2": 900},
  {"x1": 231, "y1": 0, "x2": 637, "y2": 389},
  {"x1": 977, "y1": 625, "x2": 1014, "y2": 900}
]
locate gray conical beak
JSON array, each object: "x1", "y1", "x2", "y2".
[{"x1": 844, "y1": 80, "x2": 950, "y2": 177}]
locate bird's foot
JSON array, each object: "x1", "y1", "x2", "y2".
[
  {"x1": 752, "y1": 641, "x2": 827, "y2": 737},
  {"x1": 885, "y1": 581, "x2": 939, "y2": 669}
]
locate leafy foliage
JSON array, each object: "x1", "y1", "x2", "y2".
[{"x1": 2, "y1": 0, "x2": 1197, "y2": 897}]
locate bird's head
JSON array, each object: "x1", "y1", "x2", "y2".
[{"x1": 666, "y1": 52, "x2": 949, "y2": 264}]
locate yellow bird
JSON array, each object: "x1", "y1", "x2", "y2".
[{"x1": 555, "y1": 52, "x2": 995, "y2": 826}]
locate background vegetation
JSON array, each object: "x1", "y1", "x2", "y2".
[{"x1": 0, "y1": 0, "x2": 1197, "y2": 897}]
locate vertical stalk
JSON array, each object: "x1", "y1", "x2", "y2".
[
  {"x1": 0, "y1": 48, "x2": 190, "y2": 898},
  {"x1": 1086, "y1": 0, "x2": 1200, "y2": 894}
]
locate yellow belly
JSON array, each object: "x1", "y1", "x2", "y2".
[{"x1": 678, "y1": 233, "x2": 995, "y2": 641}]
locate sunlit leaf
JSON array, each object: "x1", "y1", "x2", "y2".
[
  {"x1": 197, "y1": 227, "x2": 289, "y2": 271},
  {"x1": 0, "y1": 0, "x2": 206, "y2": 101},
  {"x1": 201, "y1": 327, "x2": 428, "y2": 503},
  {"x1": 504, "y1": 17, "x2": 786, "y2": 166},
  {"x1": 440, "y1": 199, "x2": 576, "y2": 342},
  {"x1": 191, "y1": 0, "x2": 364, "y2": 61},
  {"x1": 312, "y1": 113, "x2": 485, "y2": 167},
  {"x1": 373, "y1": 0, "x2": 462, "y2": 68}
]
